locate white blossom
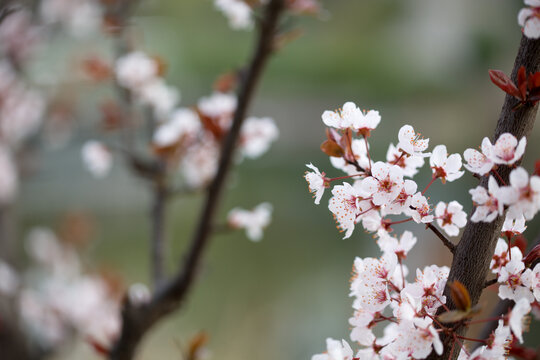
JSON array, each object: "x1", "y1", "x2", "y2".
[
  {"x1": 239, "y1": 117, "x2": 279, "y2": 159},
  {"x1": 397, "y1": 125, "x2": 430, "y2": 158},
  {"x1": 470, "y1": 176, "x2": 503, "y2": 223},
  {"x1": 484, "y1": 133, "x2": 526, "y2": 165},
  {"x1": 228, "y1": 202, "x2": 273, "y2": 241},
  {"x1": 81, "y1": 141, "x2": 112, "y2": 178},
  {"x1": 304, "y1": 163, "x2": 327, "y2": 205},
  {"x1": 215, "y1": 0, "x2": 253, "y2": 30},
  {"x1": 430, "y1": 144, "x2": 464, "y2": 182},
  {"x1": 509, "y1": 298, "x2": 531, "y2": 343},
  {"x1": 322, "y1": 102, "x2": 381, "y2": 134},
  {"x1": 435, "y1": 201, "x2": 467, "y2": 237},
  {"x1": 361, "y1": 161, "x2": 404, "y2": 206},
  {"x1": 519, "y1": 1, "x2": 540, "y2": 39}
]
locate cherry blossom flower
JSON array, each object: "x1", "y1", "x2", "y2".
[
  {"x1": 305, "y1": 163, "x2": 327, "y2": 205},
  {"x1": 377, "y1": 231, "x2": 417, "y2": 260},
  {"x1": 518, "y1": 1, "x2": 540, "y2": 39},
  {"x1": 0, "y1": 9, "x2": 41, "y2": 63},
  {"x1": 484, "y1": 133, "x2": 526, "y2": 165},
  {"x1": 361, "y1": 161, "x2": 404, "y2": 206},
  {"x1": 384, "y1": 179, "x2": 417, "y2": 215},
  {"x1": 322, "y1": 102, "x2": 381, "y2": 135},
  {"x1": 312, "y1": 338, "x2": 354, "y2": 360},
  {"x1": 497, "y1": 167, "x2": 540, "y2": 220},
  {"x1": 463, "y1": 138, "x2": 494, "y2": 175},
  {"x1": 532, "y1": 264, "x2": 540, "y2": 301},
  {"x1": 227, "y1": 202, "x2": 273, "y2": 241},
  {"x1": 128, "y1": 283, "x2": 151, "y2": 305},
  {"x1": 509, "y1": 298, "x2": 531, "y2": 343},
  {"x1": 501, "y1": 215, "x2": 527, "y2": 237},
  {"x1": 115, "y1": 51, "x2": 159, "y2": 90},
  {"x1": 470, "y1": 176, "x2": 503, "y2": 222},
  {"x1": 239, "y1": 117, "x2": 279, "y2": 159},
  {"x1": 462, "y1": 321, "x2": 512, "y2": 359},
  {"x1": 182, "y1": 138, "x2": 219, "y2": 188},
  {"x1": 401, "y1": 265, "x2": 449, "y2": 316},
  {"x1": 497, "y1": 249, "x2": 535, "y2": 303},
  {"x1": 406, "y1": 192, "x2": 434, "y2": 223},
  {"x1": 198, "y1": 92, "x2": 237, "y2": 131},
  {"x1": 0, "y1": 144, "x2": 18, "y2": 204},
  {"x1": 490, "y1": 238, "x2": 522, "y2": 275},
  {"x1": 328, "y1": 182, "x2": 363, "y2": 239},
  {"x1": 429, "y1": 145, "x2": 464, "y2": 182},
  {"x1": 350, "y1": 254, "x2": 397, "y2": 312},
  {"x1": 81, "y1": 141, "x2": 112, "y2": 178},
  {"x1": 153, "y1": 108, "x2": 201, "y2": 148},
  {"x1": 349, "y1": 309, "x2": 376, "y2": 346},
  {"x1": 138, "y1": 78, "x2": 180, "y2": 117},
  {"x1": 215, "y1": 0, "x2": 253, "y2": 30},
  {"x1": 435, "y1": 201, "x2": 467, "y2": 237},
  {"x1": 396, "y1": 125, "x2": 430, "y2": 158},
  {"x1": 386, "y1": 143, "x2": 425, "y2": 178}
]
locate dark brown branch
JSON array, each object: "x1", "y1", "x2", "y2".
[
  {"x1": 108, "y1": 1, "x2": 286, "y2": 359},
  {"x1": 151, "y1": 177, "x2": 168, "y2": 289},
  {"x1": 427, "y1": 35, "x2": 540, "y2": 360},
  {"x1": 483, "y1": 278, "x2": 497, "y2": 288},
  {"x1": 426, "y1": 223, "x2": 456, "y2": 253}
]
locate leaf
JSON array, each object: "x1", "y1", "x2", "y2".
[
  {"x1": 489, "y1": 69, "x2": 522, "y2": 99},
  {"x1": 321, "y1": 139, "x2": 344, "y2": 157},
  {"x1": 528, "y1": 71, "x2": 540, "y2": 90},
  {"x1": 449, "y1": 280, "x2": 471, "y2": 311},
  {"x1": 523, "y1": 243, "x2": 540, "y2": 267},
  {"x1": 437, "y1": 304, "x2": 481, "y2": 323},
  {"x1": 517, "y1": 66, "x2": 528, "y2": 100}
]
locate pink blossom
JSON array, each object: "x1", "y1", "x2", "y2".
[
  {"x1": 312, "y1": 338, "x2": 354, "y2": 360},
  {"x1": 405, "y1": 192, "x2": 434, "y2": 223},
  {"x1": 497, "y1": 249, "x2": 535, "y2": 303},
  {"x1": 328, "y1": 183, "x2": 363, "y2": 239},
  {"x1": 81, "y1": 141, "x2": 112, "y2": 178},
  {"x1": 304, "y1": 163, "x2": 327, "y2": 205},
  {"x1": 497, "y1": 167, "x2": 540, "y2": 220},
  {"x1": 429, "y1": 145, "x2": 464, "y2": 182},
  {"x1": 227, "y1": 203, "x2": 273, "y2": 241},
  {"x1": 322, "y1": 101, "x2": 381, "y2": 134},
  {"x1": 509, "y1": 298, "x2": 531, "y2": 343},
  {"x1": 239, "y1": 117, "x2": 279, "y2": 159},
  {"x1": 361, "y1": 161, "x2": 404, "y2": 206},
  {"x1": 384, "y1": 179, "x2": 417, "y2": 215},
  {"x1": 463, "y1": 138, "x2": 494, "y2": 175},
  {"x1": 377, "y1": 231, "x2": 417, "y2": 259},
  {"x1": 484, "y1": 133, "x2": 526, "y2": 165},
  {"x1": 469, "y1": 176, "x2": 503, "y2": 222},
  {"x1": 386, "y1": 143, "x2": 425, "y2": 178},
  {"x1": 397, "y1": 125, "x2": 430, "y2": 157},
  {"x1": 435, "y1": 201, "x2": 467, "y2": 237},
  {"x1": 519, "y1": 2, "x2": 540, "y2": 39}
]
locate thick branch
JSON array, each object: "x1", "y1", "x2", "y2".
[
  {"x1": 427, "y1": 35, "x2": 540, "y2": 360},
  {"x1": 108, "y1": 1, "x2": 286, "y2": 359}
]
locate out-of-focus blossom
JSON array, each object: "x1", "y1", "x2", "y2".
[
  {"x1": 0, "y1": 144, "x2": 17, "y2": 204},
  {"x1": 509, "y1": 298, "x2": 531, "y2": 343},
  {"x1": 138, "y1": 78, "x2": 180, "y2": 117},
  {"x1": 0, "y1": 260, "x2": 19, "y2": 295},
  {"x1": 153, "y1": 108, "x2": 201, "y2": 149},
  {"x1": 40, "y1": 0, "x2": 102, "y2": 37},
  {"x1": 81, "y1": 140, "x2": 112, "y2": 178},
  {"x1": 0, "y1": 9, "x2": 42, "y2": 63},
  {"x1": 115, "y1": 51, "x2": 159, "y2": 90},
  {"x1": 198, "y1": 92, "x2": 237, "y2": 131},
  {"x1": 128, "y1": 283, "x2": 151, "y2": 305},
  {"x1": 228, "y1": 202, "x2": 273, "y2": 241},
  {"x1": 311, "y1": 338, "x2": 354, "y2": 360},
  {"x1": 181, "y1": 138, "x2": 219, "y2": 188},
  {"x1": 518, "y1": 1, "x2": 540, "y2": 39},
  {"x1": 239, "y1": 117, "x2": 279, "y2": 159},
  {"x1": 215, "y1": 0, "x2": 253, "y2": 30},
  {"x1": 497, "y1": 167, "x2": 540, "y2": 220}
]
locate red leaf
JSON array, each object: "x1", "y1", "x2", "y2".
[
  {"x1": 523, "y1": 243, "x2": 540, "y2": 267},
  {"x1": 528, "y1": 71, "x2": 540, "y2": 89},
  {"x1": 449, "y1": 280, "x2": 471, "y2": 311},
  {"x1": 534, "y1": 159, "x2": 540, "y2": 176},
  {"x1": 321, "y1": 139, "x2": 344, "y2": 157},
  {"x1": 517, "y1": 66, "x2": 528, "y2": 100},
  {"x1": 489, "y1": 69, "x2": 522, "y2": 99}
]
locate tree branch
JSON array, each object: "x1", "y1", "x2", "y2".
[
  {"x1": 426, "y1": 223, "x2": 456, "y2": 254},
  {"x1": 427, "y1": 35, "x2": 540, "y2": 360},
  {"x1": 108, "y1": 1, "x2": 286, "y2": 359}
]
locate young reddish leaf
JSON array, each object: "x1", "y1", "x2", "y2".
[
  {"x1": 517, "y1": 66, "x2": 528, "y2": 100},
  {"x1": 437, "y1": 304, "x2": 481, "y2": 323},
  {"x1": 86, "y1": 336, "x2": 109, "y2": 356},
  {"x1": 489, "y1": 69, "x2": 521, "y2": 99},
  {"x1": 534, "y1": 159, "x2": 540, "y2": 176},
  {"x1": 528, "y1": 72, "x2": 540, "y2": 90},
  {"x1": 508, "y1": 337, "x2": 538, "y2": 360},
  {"x1": 510, "y1": 235, "x2": 527, "y2": 255},
  {"x1": 321, "y1": 139, "x2": 344, "y2": 157},
  {"x1": 449, "y1": 280, "x2": 471, "y2": 311},
  {"x1": 188, "y1": 332, "x2": 209, "y2": 360}
]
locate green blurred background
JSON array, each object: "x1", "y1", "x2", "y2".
[{"x1": 18, "y1": 0, "x2": 540, "y2": 358}]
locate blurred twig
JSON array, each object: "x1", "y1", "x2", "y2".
[{"x1": 108, "y1": 1, "x2": 286, "y2": 359}]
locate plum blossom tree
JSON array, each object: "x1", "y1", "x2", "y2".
[{"x1": 306, "y1": 4, "x2": 540, "y2": 359}]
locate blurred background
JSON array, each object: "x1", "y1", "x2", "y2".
[{"x1": 12, "y1": 0, "x2": 540, "y2": 358}]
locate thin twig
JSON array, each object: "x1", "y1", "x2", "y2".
[
  {"x1": 108, "y1": 2, "x2": 286, "y2": 359},
  {"x1": 483, "y1": 278, "x2": 497, "y2": 289},
  {"x1": 426, "y1": 223, "x2": 456, "y2": 254}
]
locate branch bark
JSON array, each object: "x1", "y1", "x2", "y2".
[
  {"x1": 427, "y1": 35, "x2": 540, "y2": 360},
  {"x1": 108, "y1": 1, "x2": 286, "y2": 359}
]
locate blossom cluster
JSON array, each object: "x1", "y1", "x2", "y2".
[
  {"x1": 306, "y1": 101, "x2": 540, "y2": 359},
  {"x1": 0, "y1": 227, "x2": 129, "y2": 353},
  {"x1": 519, "y1": 0, "x2": 540, "y2": 39}
]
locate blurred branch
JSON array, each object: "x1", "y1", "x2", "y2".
[
  {"x1": 426, "y1": 223, "x2": 455, "y2": 254},
  {"x1": 427, "y1": 35, "x2": 540, "y2": 360},
  {"x1": 108, "y1": 1, "x2": 286, "y2": 359}
]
